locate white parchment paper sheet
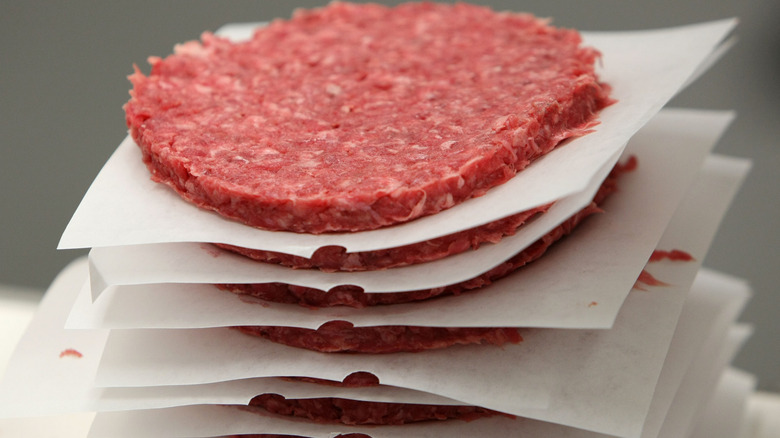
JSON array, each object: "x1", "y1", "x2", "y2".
[
  {"x1": 657, "y1": 323, "x2": 754, "y2": 438},
  {"x1": 58, "y1": 19, "x2": 735, "y2": 258},
  {"x1": 0, "y1": 259, "x2": 107, "y2": 419},
  {"x1": 689, "y1": 367, "x2": 757, "y2": 438},
  {"x1": 640, "y1": 269, "x2": 751, "y2": 438},
  {"x1": 91, "y1": 152, "x2": 748, "y2": 438},
  {"x1": 81, "y1": 109, "x2": 732, "y2": 335}
]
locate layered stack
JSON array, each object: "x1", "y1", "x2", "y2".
[{"x1": 0, "y1": 3, "x2": 756, "y2": 437}]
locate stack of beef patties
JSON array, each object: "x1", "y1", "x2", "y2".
[
  {"x1": 48, "y1": 2, "x2": 748, "y2": 437},
  {"x1": 124, "y1": 0, "x2": 614, "y2": 354}
]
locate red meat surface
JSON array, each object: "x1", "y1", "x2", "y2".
[
  {"x1": 225, "y1": 435, "x2": 367, "y2": 438},
  {"x1": 241, "y1": 393, "x2": 511, "y2": 425},
  {"x1": 649, "y1": 249, "x2": 694, "y2": 262},
  {"x1": 234, "y1": 322, "x2": 523, "y2": 354},
  {"x1": 125, "y1": 2, "x2": 610, "y2": 233},
  {"x1": 281, "y1": 373, "x2": 381, "y2": 388},
  {"x1": 215, "y1": 203, "x2": 550, "y2": 271}
]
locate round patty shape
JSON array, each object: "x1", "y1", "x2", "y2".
[{"x1": 125, "y1": 2, "x2": 610, "y2": 233}]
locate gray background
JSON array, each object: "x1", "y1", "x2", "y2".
[{"x1": 1, "y1": 1, "x2": 778, "y2": 391}]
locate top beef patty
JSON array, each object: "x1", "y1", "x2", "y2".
[{"x1": 125, "y1": 2, "x2": 610, "y2": 233}]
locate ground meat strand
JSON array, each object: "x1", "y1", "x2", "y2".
[{"x1": 634, "y1": 247, "x2": 695, "y2": 290}]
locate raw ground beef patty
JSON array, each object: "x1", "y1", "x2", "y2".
[
  {"x1": 215, "y1": 203, "x2": 551, "y2": 272},
  {"x1": 234, "y1": 323, "x2": 524, "y2": 354},
  {"x1": 125, "y1": 2, "x2": 610, "y2": 233},
  {"x1": 240, "y1": 393, "x2": 510, "y2": 426},
  {"x1": 236, "y1": 375, "x2": 510, "y2": 426}
]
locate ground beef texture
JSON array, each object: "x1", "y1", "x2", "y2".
[{"x1": 125, "y1": 2, "x2": 610, "y2": 233}]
